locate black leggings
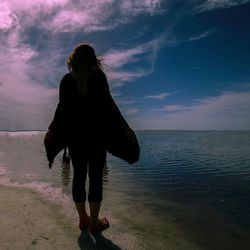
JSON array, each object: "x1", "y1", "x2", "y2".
[{"x1": 68, "y1": 143, "x2": 107, "y2": 202}]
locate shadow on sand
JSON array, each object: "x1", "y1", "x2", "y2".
[{"x1": 78, "y1": 230, "x2": 121, "y2": 250}]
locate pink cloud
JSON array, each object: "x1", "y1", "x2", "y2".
[
  {"x1": 0, "y1": 0, "x2": 165, "y2": 130},
  {"x1": 6, "y1": 0, "x2": 68, "y2": 10},
  {"x1": 0, "y1": 2, "x2": 16, "y2": 30},
  {"x1": 0, "y1": 37, "x2": 57, "y2": 130},
  {"x1": 1, "y1": 0, "x2": 164, "y2": 33}
]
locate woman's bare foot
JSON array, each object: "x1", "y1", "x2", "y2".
[{"x1": 89, "y1": 217, "x2": 110, "y2": 234}]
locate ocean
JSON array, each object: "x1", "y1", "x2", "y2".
[{"x1": 0, "y1": 130, "x2": 250, "y2": 249}]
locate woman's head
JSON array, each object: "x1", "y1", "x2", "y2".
[
  {"x1": 67, "y1": 43, "x2": 102, "y2": 77},
  {"x1": 67, "y1": 43, "x2": 102, "y2": 96}
]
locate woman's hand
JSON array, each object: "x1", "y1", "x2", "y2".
[
  {"x1": 124, "y1": 127, "x2": 137, "y2": 143},
  {"x1": 44, "y1": 130, "x2": 53, "y2": 144}
]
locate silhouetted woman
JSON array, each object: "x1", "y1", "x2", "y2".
[{"x1": 46, "y1": 43, "x2": 134, "y2": 234}]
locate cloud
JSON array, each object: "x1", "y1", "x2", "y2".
[
  {"x1": 0, "y1": 32, "x2": 58, "y2": 130},
  {"x1": 116, "y1": 99, "x2": 137, "y2": 105},
  {"x1": 104, "y1": 36, "x2": 165, "y2": 85},
  {"x1": 144, "y1": 92, "x2": 174, "y2": 100},
  {"x1": 195, "y1": 0, "x2": 250, "y2": 13},
  {"x1": 107, "y1": 69, "x2": 150, "y2": 85},
  {"x1": 0, "y1": 0, "x2": 166, "y2": 130},
  {"x1": 125, "y1": 108, "x2": 139, "y2": 115},
  {"x1": 1, "y1": 0, "x2": 164, "y2": 34},
  {"x1": 0, "y1": 2, "x2": 17, "y2": 30},
  {"x1": 120, "y1": 0, "x2": 163, "y2": 16},
  {"x1": 188, "y1": 30, "x2": 214, "y2": 42},
  {"x1": 160, "y1": 105, "x2": 191, "y2": 112},
  {"x1": 104, "y1": 45, "x2": 149, "y2": 69},
  {"x1": 0, "y1": 60, "x2": 58, "y2": 131},
  {"x1": 47, "y1": 1, "x2": 117, "y2": 33},
  {"x1": 6, "y1": 0, "x2": 163, "y2": 33},
  {"x1": 134, "y1": 91, "x2": 250, "y2": 130}
]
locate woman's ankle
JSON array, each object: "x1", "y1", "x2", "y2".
[
  {"x1": 89, "y1": 201, "x2": 101, "y2": 223},
  {"x1": 75, "y1": 202, "x2": 88, "y2": 219}
]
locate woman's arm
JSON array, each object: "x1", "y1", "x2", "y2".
[{"x1": 48, "y1": 74, "x2": 69, "y2": 133}]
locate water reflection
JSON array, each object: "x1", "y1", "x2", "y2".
[
  {"x1": 103, "y1": 161, "x2": 109, "y2": 184},
  {"x1": 63, "y1": 147, "x2": 70, "y2": 163},
  {"x1": 61, "y1": 155, "x2": 71, "y2": 187},
  {"x1": 60, "y1": 157, "x2": 109, "y2": 187}
]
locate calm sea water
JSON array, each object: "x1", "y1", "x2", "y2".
[
  {"x1": 130, "y1": 131, "x2": 250, "y2": 227},
  {"x1": 1, "y1": 130, "x2": 250, "y2": 249}
]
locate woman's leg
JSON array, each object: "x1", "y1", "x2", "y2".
[
  {"x1": 75, "y1": 202, "x2": 89, "y2": 229},
  {"x1": 69, "y1": 145, "x2": 89, "y2": 229},
  {"x1": 88, "y1": 149, "x2": 109, "y2": 233}
]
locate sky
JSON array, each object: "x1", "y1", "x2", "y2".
[{"x1": 0, "y1": 0, "x2": 250, "y2": 131}]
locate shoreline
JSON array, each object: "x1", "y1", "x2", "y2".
[
  {"x1": 0, "y1": 182, "x2": 250, "y2": 249},
  {"x1": 0, "y1": 184, "x2": 202, "y2": 250}
]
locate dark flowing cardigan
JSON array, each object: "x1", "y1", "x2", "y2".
[
  {"x1": 49, "y1": 69, "x2": 129, "y2": 139},
  {"x1": 45, "y1": 69, "x2": 139, "y2": 168}
]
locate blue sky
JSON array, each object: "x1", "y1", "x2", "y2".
[{"x1": 0, "y1": 0, "x2": 250, "y2": 130}]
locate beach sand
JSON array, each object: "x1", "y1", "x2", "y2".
[
  {"x1": 0, "y1": 185, "x2": 81, "y2": 249},
  {"x1": 0, "y1": 185, "x2": 202, "y2": 250},
  {"x1": 1, "y1": 184, "x2": 250, "y2": 250}
]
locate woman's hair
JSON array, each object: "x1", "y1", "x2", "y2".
[{"x1": 67, "y1": 43, "x2": 102, "y2": 97}]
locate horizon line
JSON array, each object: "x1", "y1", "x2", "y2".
[{"x1": 0, "y1": 129, "x2": 250, "y2": 132}]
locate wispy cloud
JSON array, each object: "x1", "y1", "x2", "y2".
[
  {"x1": 160, "y1": 105, "x2": 191, "y2": 112},
  {"x1": 138, "y1": 91, "x2": 250, "y2": 130},
  {"x1": 125, "y1": 108, "x2": 139, "y2": 115},
  {"x1": 188, "y1": 30, "x2": 214, "y2": 42},
  {"x1": 104, "y1": 45, "x2": 149, "y2": 69},
  {"x1": 116, "y1": 99, "x2": 137, "y2": 105},
  {"x1": 144, "y1": 92, "x2": 173, "y2": 100},
  {"x1": 195, "y1": 0, "x2": 250, "y2": 13},
  {"x1": 47, "y1": 1, "x2": 117, "y2": 33},
  {"x1": 120, "y1": 0, "x2": 163, "y2": 16},
  {"x1": 107, "y1": 69, "x2": 150, "y2": 86},
  {"x1": 104, "y1": 36, "x2": 165, "y2": 84}
]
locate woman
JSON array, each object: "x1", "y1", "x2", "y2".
[{"x1": 45, "y1": 43, "x2": 134, "y2": 234}]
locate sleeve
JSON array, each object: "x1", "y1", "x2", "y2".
[
  {"x1": 48, "y1": 75, "x2": 69, "y2": 133},
  {"x1": 98, "y1": 72, "x2": 130, "y2": 131}
]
